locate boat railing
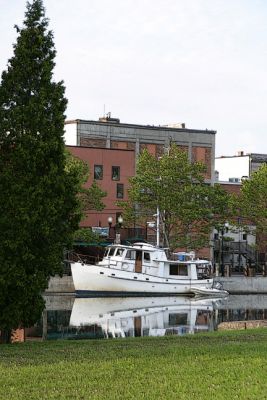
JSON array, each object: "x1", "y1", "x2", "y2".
[
  {"x1": 196, "y1": 264, "x2": 213, "y2": 279},
  {"x1": 64, "y1": 250, "x2": 102, "y2": 265}
]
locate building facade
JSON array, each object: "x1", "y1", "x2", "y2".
[
  {"x1": 215, "y1": 152, "x2": 267, "y2": 182},
  {"x1": 66, "y1": 117, "x2": 217, "y2": 255},
  {"x1": 65, "y1": 116, "x2": 216, "y2": 183},
  {"x1": 68, "y1": 145, "x2": 135, "y2": 228}
]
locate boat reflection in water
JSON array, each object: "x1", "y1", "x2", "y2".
[{"x1": 69, "y1": 296, "x2": 223, "y2": 339}]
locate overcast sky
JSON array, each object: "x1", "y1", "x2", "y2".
[{"x1": 1, "y1": 0, "x2": 267, "y2": 156}]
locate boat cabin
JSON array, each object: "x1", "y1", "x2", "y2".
[{"x1": 101, "y1": 243, "x2": 212, "y2": 279}]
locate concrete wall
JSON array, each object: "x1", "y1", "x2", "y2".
[
  {"x1": 43, "y1": 293, "x2": 75, "y2": 311},
  {"x1": 46, "y1": 276, "x2": 75, "y2": 293},
  {"x1": 215, "y1": 155, "x2": 250, "y2": 182},
  {"x1": 215, "y1": 276, "x2": 267, "y2": 294}
]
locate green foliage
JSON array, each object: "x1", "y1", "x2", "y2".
[
  {"x1": 72, "y1": 228, "x2": 101, "y2": 244},
  {"x1": 119, "y1": 145, "x2": 230, "y2": 250},
  {"x1": 65, "y1": 151, "x2": 106, "y2": 216},
  {"x1": 1, "y1": 330, "x2": 267, "y2": 399},
  {"x1": 0, "y1": 1, "x2": 82, "y2": 339},
  {"x1": 238, "y1": 164, "x2": 267, "y2": 243}
]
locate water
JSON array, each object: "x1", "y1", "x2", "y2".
[{"x1": 28, "y1": 294, "x2": 267, "y2": 341}]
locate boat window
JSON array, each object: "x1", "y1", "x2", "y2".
[
  {"x1": 169, "y1": 264, "x2": 188, "y2": 276},
  {"x1": 169, "y1": 313, "x2": 188, "y2": 326},
  {"x1": 143, "y1": 252, "x2": 150, "y2": 262},
  {"x1": 104, "y1": 248, "x2": 109, "y2": 257},
  {"x1": 109, "y1": 248, "x2": 115, "y2": 256},
  {"x1": 115, "y1": 248, "x2": 124, "y2": 257},
  {"x1": 125, "y1": 250, "x2": 136, "y2": 260}
]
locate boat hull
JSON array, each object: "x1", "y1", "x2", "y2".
[{"x1": 71, "y1": 262, "x2": 215, "y2": 297}]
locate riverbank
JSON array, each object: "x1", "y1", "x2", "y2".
[
  {"x1": 1, "y1": 329, "x2": 267, "y2": 399},
  {"x1": 46, "y1": 275, "x2": 267, "y2": 294}
]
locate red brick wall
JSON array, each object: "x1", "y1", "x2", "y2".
[
  {"x1": 192, "y1": 146, "x2": 212, "y2": 179},
  {"x1": 220, "y1": 183, "x2": 241, "y2": 195},
  {"x1": 67, "y1": 146, "x2": 135, "y2": 228}
]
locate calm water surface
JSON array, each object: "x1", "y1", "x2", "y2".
[{"x1": 29, "y1": 294, "x2": 267, "y2": 340}]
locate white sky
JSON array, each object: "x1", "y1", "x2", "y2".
[{"x1": 0, "y1": 0, "x2": 267, "y2": 156}]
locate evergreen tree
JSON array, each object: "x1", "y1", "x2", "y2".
[{"x1": 0, "y1": 0, "x2": 80, "y2": 342}]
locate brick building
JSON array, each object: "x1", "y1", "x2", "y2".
[
  {"x1": 65, "y1": 116, "x2": 216, "y2": 183},
  {"x1": 65, "y1": 117, "x2": 217, "y2": 253},
  {"x1": 68, "y1": 145, "x2": 135, "y2": 228}
]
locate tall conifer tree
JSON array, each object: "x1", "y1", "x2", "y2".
[{"x1": 0, "y1": 0, "x2": 80, "y2": 342}]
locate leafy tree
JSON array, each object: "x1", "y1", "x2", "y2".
[
  {"x1": 65, "y1": 151, "x2": 106, "y2": 245},
  {"x1": 119, "y1": 145, "x2": 230, "y2": 251},
  {"x1": 72, "y1": 228, "x2": 101, "y2": 244},
  {"x1": 0, "y1": 0, "x2": 81, "y2": 342},
  {"x1": 238, "y1": 164, "x2": 267, "y2": 248}
]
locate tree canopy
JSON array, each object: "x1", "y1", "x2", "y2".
[
  {"x1": 119, "y1": 145, "x2": 230, "y2": 251},
  {"x1": 0, "y1": 0, "x2": 86, "y2": 341},
  {"x1": 65, "y1": 151, "x2": 106, "y2": 244},
  {"x1": 238, "y1": 164, "x2": 267, "y2": 248}
]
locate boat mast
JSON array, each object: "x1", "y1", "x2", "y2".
[{"x1": 156, "y1": 206, "x2": 160, "y2": 247}]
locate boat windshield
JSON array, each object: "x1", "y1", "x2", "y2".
[
  {"x1": 105, "y1": 247, "x2": 125, "y2": 257},
  {"x1": 115, "y1": 248, "x2": 124, "y2": 257},
  {"x1": 105, "y1": 247, "x2": 116, "y2": 257}
]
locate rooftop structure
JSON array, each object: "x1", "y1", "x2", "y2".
[{"x1": 215, "y1": 152, "x2": 267, "y2": 182}]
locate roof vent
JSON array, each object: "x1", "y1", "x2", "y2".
[{"x1": 99, "y1": 112, "x2": 120, "y2": 124}]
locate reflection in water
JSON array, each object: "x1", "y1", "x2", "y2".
[
  {"x1": 26, "y1": 295, "x2": 267, "y2": 341},
  {"x1": 69, "y1": 296, "x2": 219, "y2": 339}
]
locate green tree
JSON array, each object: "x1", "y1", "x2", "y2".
[
  {"x1": 119, "y1": 145, "x2": 230, "y2": 251},
  {"x1": 238, "y1": 164, "x2": 267, "y2": 247},
  {"x1": 65, "y1": 151, "x2": 106, "y2": 245},
  {"x1": 0, "y1": 0, "x2": 80, "y2": 342}
]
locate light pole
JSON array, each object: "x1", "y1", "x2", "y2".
[
  {"x1": 116, "y1": 215, "x2": 123, "y2": 244},
  {"x1": 107, "y1": 216, "x2": 113, "y2": 239},
  {"x1": 220, "y1": 222, "x2": 229, "y2": 277},
  {"x1": 118, "y1": 215, "x2": 123, "y2": 227}
]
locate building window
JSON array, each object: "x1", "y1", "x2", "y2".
[
  {"x1": 117, "y1": 183, "x2": 124, "y2": 199},
  {"x1": 94, "y1": 165, "x2": 103, "y2": 180},
  {"x1": 112, "y1": 166, "x2": 120, "y2": 181}
]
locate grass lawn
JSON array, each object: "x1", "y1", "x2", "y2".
[{"x1": 1, "y1": 329, "x2": 267, "y2": 399}]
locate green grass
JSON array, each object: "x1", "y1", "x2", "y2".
[{"x1": 1, "y1": 329, "x2": 267, "y2": 399}]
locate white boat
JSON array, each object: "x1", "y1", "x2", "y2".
[
  {"x1": 71, "y1": 242, "x2": 228, "y2": 297},
  {"x1": 69, "y1": 296, "x2": 223, "y2": 338}
]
